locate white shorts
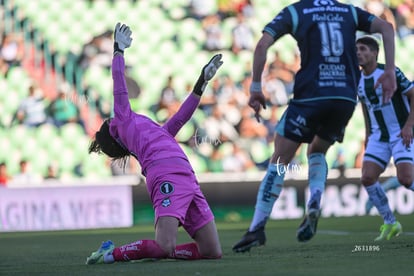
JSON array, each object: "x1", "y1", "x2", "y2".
[{"x1": 364, "y1": 137, "x2": 414, "y2": 169}]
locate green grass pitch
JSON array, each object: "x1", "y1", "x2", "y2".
[{"x1": 1, "y1": 215, "x2": 412, "y2": 276}]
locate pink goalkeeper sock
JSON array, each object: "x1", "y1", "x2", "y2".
[
  {"x1": 112, "y1": 240, "x2": 168, "y2": 261},
  {"x1": 171, "y1": 242, "x2": 203, "y2": 260}
]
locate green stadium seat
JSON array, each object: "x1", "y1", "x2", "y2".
[
  {"x1": 89, "y1": 0, "x2": 111, "y2": 22},
  {"x1": 176, "y1": 122, "x2": 195, "y2": 143},
  {"x1": 159, "y1": 0, "x2": 188, "y2": 9},
  {"x1": 249, "y1": 140, "x2": 272, "y2": 165},
  {"x1": 57, "y1": 147, "x2": 81, "y2": 173},
  {"x1": 147, "y1": 7, "x2": 169, "y2": 29},
  {"x1": 344, "y1": 140, "x2": 363, "y2": 168},
  {"x1": 158, "y1": 40, "x2": 179, "y2": 64},
  {"x1": 74, "y1": 138, "x2": 90, "y2": 161},
  {"x1": 15, "y1": 1, "x2": 40, "y2": 19},
  {"x1": 7, "y1": 67, "x2": 31, "y2": 93},
  {"x1": 0, "y1": 131, "x2": 12, "y2": 159},
  {"x1": 5, "y1": 147, "x2": 23, "y2": 175},
  {"x1": 155, "y1": 109, "x2": 169, "y2": 123},
  {"x1": 325, "y1": 146, "x2": 338, "y2": 169},
  {"x1": 114, "y1": 0, "x2": 133, "y2": 20},
  {"x1": 223, "y1": 53, "x2": 249, "y2": 82},
  {"x1": 59, "y1": 124, "x2": 90, "y2": 163},
  {"x1": 178, "y1": 143, "x2": 193, "y2": 156},
  {"x1": 188, "y1": 154, "x2": 208, "y2": 173},
  {"x1": 0, "y1": 102, "x2": 7, "y2": 126},
  {"x1": 9, "y1": 125, "x2": 35, "y2": 148},
  {"x1": 82, "y1": 154, "x2": 111, "y2": 178},
  {"x1": 176, "y1": 143, "x2": 208, "y2": 173},
  {"x1": 46, "y1": 136, "x2": 65, "y2": 161},
  {"x1": 20, "y1": 135, "x2": 39, "y2": 157},
  {"x1": 138, "y1": 109, "x2": 158, "y2": 121},
  {"x1": 35, "y1": 123, "x2": 58, "y2": 146},
  {"x1": 191, "y1": 109, "x2": 207, "y2": 126},
  {"x1": 83, "y1": 66, "x2": 112, "y2": 102},
  {"x1": 176, "y1": 18, "x2": 203, "y2": 43},
  {"x1": 295, "y1": 144, "x2": 308, "y2": 166},
  {"x1": 218, "y1": 141, "x2": 235, "y2": 157},
  {"x1": 196, "y1": 142, "x2": 214, "y2": 158},
  {"x1": 60, "y1": 123, "x2": 86, "y2": 142},
  {"x1": 30, "y1": 148, "x2": 51, "y2": 175}
]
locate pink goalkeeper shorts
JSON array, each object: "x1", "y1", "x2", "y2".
[{"x1": 144, "y1": 158, "x2": 214, "y2": 237}]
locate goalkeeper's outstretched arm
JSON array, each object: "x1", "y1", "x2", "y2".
[
  {"x1": 112, "y1": 23, "x2": 133, "y2": 121},
  {"x1": 163, "y1": 54, "x2": 223, "y2": 136}
]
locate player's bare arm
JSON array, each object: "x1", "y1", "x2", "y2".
[
  {"x1": 249, "y1": 33, "x2": 273, "y2": 122},
  {"x1": 400, "y1": 88, "x2": 414, "y2": 147},
  {"x1": 370, "y1": 17, "x2": 396, "y2": 103}
]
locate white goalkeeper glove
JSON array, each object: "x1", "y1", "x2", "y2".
[
  {"x1": 114, "y1": 22, "x2": 132, "y2": 55},
  {"x1": 193, "y1": 54, "x2": 223, "y2": 96}
]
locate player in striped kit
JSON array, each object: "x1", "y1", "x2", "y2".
[
  {"x1": 86, "y1": 23, "x2": 223, "y2": 264},
  {"x1": 356, "y1": 35, "x2": 414, "y2": 241}
]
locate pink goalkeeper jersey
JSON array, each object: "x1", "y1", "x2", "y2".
[{"x1": 109, "y1": 55, "x2": 200, "y2": 174}]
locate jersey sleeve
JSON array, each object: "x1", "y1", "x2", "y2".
[
  {"x1": 396, "y1": 67, "x2": 414, "y2": 94},
  {"x1": 353, "y1": 5, "x2": 376, "y2": 33},
  {"x1": 263, "y1": 6, "x2": 292, "y2": 40},
  {"x1": 162, "y1": 93, "x2": 200, "y2": 137},
  {"x1": 112, "y1": 54, "x2": 132, "y2": 121}
]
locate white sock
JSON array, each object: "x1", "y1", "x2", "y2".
[
  {"x1": 248, "y1": 163, "x2": 285, "y2": 232},
  {"x1": 307, "y1": 153, "x2": 327, "y2": 209},
  {"x1": 365, "y1": 182, "x2": 396, "y2": 224},
  {"x1": 103, "y1": 252, "x2": 115, "y2": 264},
  {"x1": 249, "y1": 208, "x2": 269, "y2": 232}
]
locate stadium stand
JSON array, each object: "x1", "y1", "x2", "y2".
[{"x1": 1, "y1": 0, "x2": 413, "y2": 180}]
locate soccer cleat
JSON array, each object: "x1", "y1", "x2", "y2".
[
  {"x1": 296, "y1": 208, "x2": 321, "y2": 242},
  {"x1": 374, "y1": 221, "x2": 402, "y2": 241},
  {"x1": 86, "y1": 240, "x2": 115, "y2": 265},
  {"x1": 232, "y1": 227, "x2": 266, "y2": 253}
]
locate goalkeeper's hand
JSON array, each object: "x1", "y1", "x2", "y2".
[
  {"x1": 114, "y1": 22, "x2": 132, "y2": 55},
  {"x1": 193, "y1": 54, "x2": 223, "y2": 96}
]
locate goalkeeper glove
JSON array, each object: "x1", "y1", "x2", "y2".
[
  {"x1": 193, "y1": 54, "x2": 223, "y2": 96},
  {"x1": 114, "y1": 22, "x2": 132, "y2": 55}
]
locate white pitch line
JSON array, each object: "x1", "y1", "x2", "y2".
[
  {"x1": 318, "y1": 230, "x2": 350, "y2": 235},
  {"x1": 319, "y1": 230, "x2": 414, "y2": 236}
]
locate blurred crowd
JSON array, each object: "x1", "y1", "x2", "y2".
[
  {"x1": 1, "y1": 0, "x2": 414, "y2": 185},
  {"x1": 362, "y1": 0, "x2": 414, "y2": 39}
]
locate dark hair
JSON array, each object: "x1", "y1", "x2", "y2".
[
  {"x1": 356, "y1": 36, "x2": 379, "y2": 53},
  {"x1": 88, "y1": 119, "x2": 130, "y2": 162}
]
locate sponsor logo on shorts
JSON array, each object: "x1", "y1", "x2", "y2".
[
  {"x1": 162, "y1": 198, "x2": 171, "y2": 207},
  {"x1": 160, "y1": 182, "x2": 174, "y2": 195}
]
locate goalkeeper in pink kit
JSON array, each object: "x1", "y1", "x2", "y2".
[{"x1": 86, "y1": 23, "x2": 223, "y2": 264}]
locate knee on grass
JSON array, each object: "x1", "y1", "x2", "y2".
[{"x1": 158, "y1": 240, "x2": 177, "y2": 256}]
